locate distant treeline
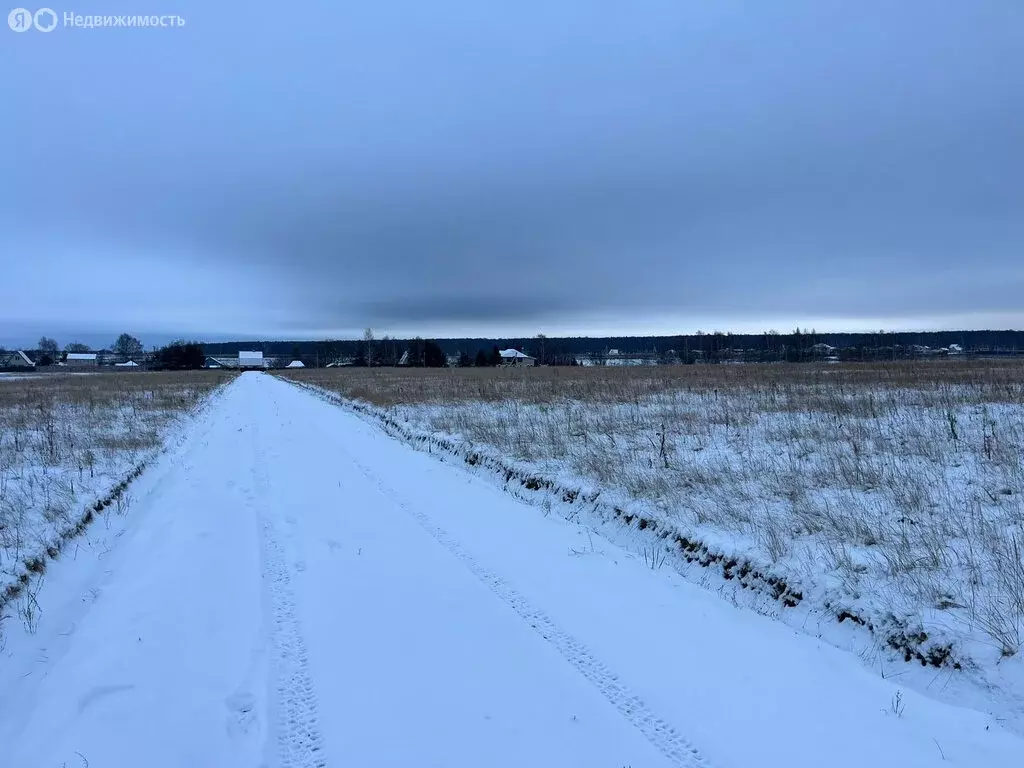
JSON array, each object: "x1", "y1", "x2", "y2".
[
  {"x1": 8, "y1": 330, "x2": 1022, "y2": 372},
  {"x1": 202, "y1": 329, "x2": 1024, "y2": 366}
]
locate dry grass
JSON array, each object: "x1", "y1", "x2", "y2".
[
  {"x1": 281, "y1": 360, "x2": 1024, "y2": 407},
  {"x1": 282, "y1": 361, "x2": 1024, "y2": 660},
  {"x1": 0, "y1": 370, "x2": 235, "y2": 620}
]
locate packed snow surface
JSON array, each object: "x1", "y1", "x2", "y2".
[{"x1": 1, "y1": 372, "x2": 1021, "y2": 767}]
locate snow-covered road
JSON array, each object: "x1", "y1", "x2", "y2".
[{"x1": 2, "y1": 372, "x2": 1021, "y2": 767}]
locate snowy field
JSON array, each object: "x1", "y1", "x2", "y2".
[
  {"x1": 284, "y1": 362, "x2": 1024, "y2": 724},
  {"x1": 0, "y1": 370, "x2": 235, "y2": 628},
  {"x1": 2, "y1": 371, "x2": 1022, "y2": 767}
]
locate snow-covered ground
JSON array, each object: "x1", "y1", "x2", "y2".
[
  {"x1": 1, "y1": 372, "x2": 1022, "y2": 766},
  {"x1": 0, "y1": 372, "x2": 234, "y2": 613},
  {"x1": 282, "y1": 365, "x2": 1024, "y2": 733},
  {"x1": 387, "y1": 393, "x2": 1024, "y2": 662}
]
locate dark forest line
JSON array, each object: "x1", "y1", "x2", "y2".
[{"x1": 201, "y1": 329, "x2": 1024, "y2": 364}]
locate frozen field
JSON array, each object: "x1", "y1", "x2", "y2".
[
  {"x1": 285, "y1": 362, "x2": 1024, "y2": 728},
  {"x1": 0, "y1": 370, "x2": 234, "y2": 617},
  {"x1": 1, "y1": 371, "x2": 1022, "y2": 767}
]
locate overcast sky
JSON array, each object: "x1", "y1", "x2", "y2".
[{"x1": 2, "y1": 1, "x2": 1022, "y2": 347}]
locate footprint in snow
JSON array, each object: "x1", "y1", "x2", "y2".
[{"x1": 225, "y1": 692, "x2": 260, "y2": 740}]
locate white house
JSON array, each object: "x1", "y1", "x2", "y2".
[
  {"x1": 66, "y1": 352, "x2": 98, "y2": 367},
  {"x1": 285, "y1": 360, "x2": 305, "y2": 368},
  {"x1": 114, "y1": 360, "x2": 140, "y2": 368},
  {"x1": 499, "y1": 349, "x2": 536, "y2": 366},
  {"x1": 238, "y1": 351, "x2": 265, "y2": 369},
  {"x1": 0, "y1": 350, "x2": 35, "y2": 368}
]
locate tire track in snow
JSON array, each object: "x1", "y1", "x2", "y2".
[
  {"x1": 251, "y1": 422, "x2": 328, "y2": 768},
  {"x1": 341, "y1": 450, "x2": 714, "y2": 768}
]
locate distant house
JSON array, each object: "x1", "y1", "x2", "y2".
[
  {"x1": 238, "y1": 351, "x2": 265, "y2": 369},
  {"x1": 499, "y1": 349, "x2": 536, "y2": 366},
  {"x1": 285, "y1": 360, "x2": 305, "y2": 368},
  {"x1": 0, "y1": 350, "x2": 35, "y2": 369},
  {"x1": 114, "y1": 360, "x2": 140, "y2": 369},
  {"x1": 66, "y1": 352, "x2": 98, "y2": 367}
]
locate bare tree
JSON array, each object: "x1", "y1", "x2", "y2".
[{"x1": 363, "y1": 328, "x2": 374, "y2": 367}]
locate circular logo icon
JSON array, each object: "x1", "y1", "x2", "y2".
[
  {"x1": 8, "y1": 7, "x2": 33, "y2": 31},
  {"x1": 34, "y1": 7, "x2": 56, "y2": 31}
]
